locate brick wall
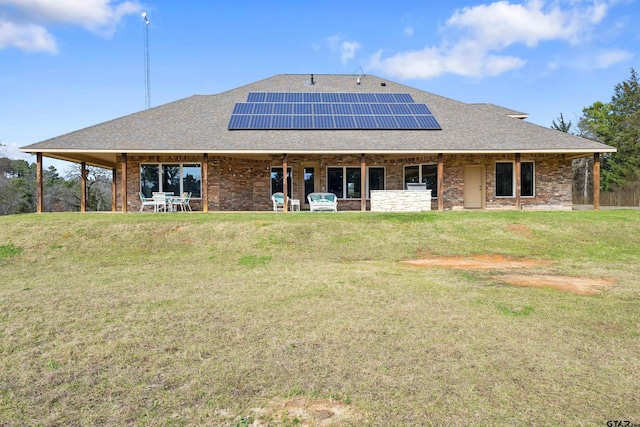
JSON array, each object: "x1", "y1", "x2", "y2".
[{"x1": 115, "y1": 153, "x2": 572, "y2": 212}]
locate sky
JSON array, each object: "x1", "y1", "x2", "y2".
[{"x1": 1, "y1": 0, "x2": 638, "y2": 173}]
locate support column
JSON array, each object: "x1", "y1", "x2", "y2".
[
  {"x1": 360, "y1": 153, "x2": 366, "y2": 212},
  {"x1": 120, "y1": 153, "x2": 128, "y2": 213},
  {"x1": 36, "y1": 153, "x2": 43, "y2": 213},
  {"x1": 202, "y1": 153, "x2": 209, "y2": 212},
  {"x1": 437, "y1": 153, "x2": 444, "y2": 212},
  {"x1": 282, "y1": 153, "x2": 288, "y2": 212},
  {"x1": 111, "y1": 168, "x2": 117, "y2": 212},
  {"x1": 80, "y1": 162, "x2": 87, "y2": 212},
  {"x1": 515, "y1": 153, "x2": 521, "y2": 210},
  {"x1": 593, "y1": 153, "x2": 600, "y2": 210}
]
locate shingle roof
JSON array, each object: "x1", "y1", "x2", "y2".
[{"x1": 21, "y1": 73, "x2": 615, "y2": 164}]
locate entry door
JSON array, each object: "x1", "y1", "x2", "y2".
[
  {"x1": 464, "y1": 166, "x2": 484, "y2": 209},
  {"x1": 301, "y1": 163, "x2": 319, "y2": 210}
]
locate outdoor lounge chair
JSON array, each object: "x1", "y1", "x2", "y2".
[
  {"x1": 170, "y1": 192, "x2": 192, "y2": 212},
  {"x1": 140, "y1": 192, "x2": 161, "y2": 212},
  {"x1": 271, "y1": 192, "x2": 288, "y2": 211},
  {"x1": 151, "y1": 192, "x2": 169, "y2": 212},
  {"x1": 307, "y1": 192, "x2": 338, "y2": 212}
]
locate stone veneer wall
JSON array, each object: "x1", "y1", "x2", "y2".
[
  {"x1": 116, "y1": 153, "x2": 572, "y2": 212},
  {"x1": 370, "y1": 190, "x2": 432, "y2": 212}
]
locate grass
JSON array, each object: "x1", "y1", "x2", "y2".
[{"x1": 0, "y1": 210, "x2": 639, "y2": 426}]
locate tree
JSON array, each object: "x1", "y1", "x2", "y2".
[
  {"x1": 551, "y1": 113, "x2": 573, "y2": 134},
  {"x1": 578, "y1": 69, "x2": 640, "y2": 191}
]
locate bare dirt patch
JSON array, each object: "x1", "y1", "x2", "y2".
[
  {"x1": 404, "y1": 255, "x2": 614, "y2": 295},
  {"x1": 252, "y1": 398, "x2": 364, "y2": 426},
  {"x1": 404, "y1": 254, "x2": 550, "y2": 270},
  {"x1": 507, "y1": 224, "x2": 535, "y2": 238},
  {"x1": 495, "y1": 275, "x2": 614, "y2": 295}
]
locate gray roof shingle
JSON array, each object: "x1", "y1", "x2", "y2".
[{"x1": 21, "y1": 74, "x2": 615, "y2": 159}]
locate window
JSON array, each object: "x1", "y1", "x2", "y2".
[
  {"x1": 404, "y1": 164, "x2": 438, "y2": 198},
  {"x1": 327, "y1": 166, "x2": 386, "y2": 199},
  {"x1": 140, "y1": 163, "x2": 202, "y2": 198},
  {"x1": 271, "y1": 167, "x2": 292, "y2": 196},
  {"x1": 495, "y1": 161, "x2": 535, "y2": 197}
]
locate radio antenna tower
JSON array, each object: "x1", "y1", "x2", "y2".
[{"x1": 142, "y1": 12, "x2": 151, "y2": 109}]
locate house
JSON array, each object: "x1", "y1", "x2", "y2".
[{"x1": 20, "y1": 73, "x2": 615, "y2": 212}]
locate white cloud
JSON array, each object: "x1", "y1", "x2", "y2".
[
  {"x1": 0, "y1": 0, "x2": 141, "y2": 53},
  {"x1": 0, "y1": 19, "x2": 57, "y2": 52},
  {"x1": 592, "y1": 48, "x2": 634, "y2": 68},
  {"x1": 1, "y1": 142, "x2": 35, "y2": 162},
  {"x1": 326, "y1": 34, "x2": 361, "y2": 65},
  {"x1": 369, "y1": 0, "x2": 618, "y2": 80},
  {"x1": 340, "y1": 41, "x2": 361, "y2": 65}
]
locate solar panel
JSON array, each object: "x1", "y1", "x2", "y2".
[
  {"x1": 293, "y1": 115, "x2": 313, "y2": 128},
  {"x1": 250, "y1": 115, "x2": 271, "y2": 129},
  {"x1": 415, "y1": 115, "x2": 441, "y2": 129},
  {"x1": 334, "y1": 115, "x2": 355, "y2": 128},
  {"x1": 407, "y1": 103, "x2": 431, "y2": 114},
  {"x1": 351, "y1": 103, "x2": 372, "y2": 115},
  {"x1": 294, "y1": 103, "x2": 312, "y2": 114},
  {"x1": 303, "y1": 93, "x2": 322, "y2": 102},
  {"x1": 313, "y1": 103, "x2": 332, "y2": 115},
  {"x1": 314, "y1": 115, "x2": 334, "y2": 129},
  {"x1": 354, "y1": 115, "x2": 377, "y2": 129},
  {"x1": 389, "y1": 104, "x2": 411, "y2": 115},
  {"x1": 394, "y1": 115, "x2": 419, "y2": 129},
  {"x1": 375, "y1": 115, "x2": 397, "y2": 129},
  {"x1": 265, "y1": 93, "x2": 285, "y2": 103},
  {"x1": 253, "y1": 103, "x2": 273, "y2": 114},
  {"x1": 273, "y1": 103, "x2": 292, "y2": 114},
  {"x1": 229, "y1": 92, "x2": 441, "y2": 130},
  {"x1": 271, "y1": 115, "x2": 292, "y2": 129},
  {"x1": 393, "y1": 93, "x2": 414, "y2": 103},
  {"x1": 375, "y1": 93, "x2": 396, "y2": 103},
  {"x1": 284, "y1": 92, "x2": 303, "y2": 103},
  {"x1": 371, "y1": 104, "x2": 392, "y2": 115},
  {"x1": 332, "y1": 103, "x2": 352, "y2": 115},
  {"x1": 228, "y1": 114, "x2": 251, "y2": 129},
  {"x1": 247, "y1": 92, "x2": 266, "y2": 102},
  {"x1": 232, "y1": 103, "x2": 253, "y2": 114}
]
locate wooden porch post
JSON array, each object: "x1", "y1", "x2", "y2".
[
  {"x1": 361, "y1": 153, "x2": 366, "y2": 212},
  {"x1": 593, "y1": 152, "x2": 601, "y2": 210},
  {"x1": 282, "y1": 153, "x2": 288, "y2": 212},
  {"x1": 120, "y1": 153, "x2": 127, "y2": 213},
  {"x1": 111, "y1": 168, "x2": 117, "y2": 212},
  {"x1": 515, "y1": 153, "x2": 521, "y2": 210},
  {"x1": 36, "y1": 152, "x2": 43, "y2": 213},
  {"x1": 202, "y1": 153, "x2": 209, "y2": 212},
  {"x1": 80, "y1": 162, "x2": 87, "y2": 212},
  {"x1": 437, "y1": 153, "x2": 444, "y2": 212}
]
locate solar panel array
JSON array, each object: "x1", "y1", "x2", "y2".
[{"x1": 228, "y1": 92, "x2": 441, "y2": 130}]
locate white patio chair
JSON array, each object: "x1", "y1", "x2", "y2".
[
  {"x1": 140, "y1": 192, "x2": 159, "y2": 212},
  {"x1": 151, "y1": 192, "x2": 168, "y2": 212},
  {"x1": 271, "y1": 192, "x2": 287, "y2": 211}
]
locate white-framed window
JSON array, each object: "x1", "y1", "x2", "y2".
[
  {"x1": 404, "y1": 164, "x2": 438, "y2": 198},
  {"x1": 270, "y1": 167, "x2": 292, "y2": 196},
  {"x1": 140, "y1": 163, "x2": 202, "y2": 198},
  {"x1": 327, "y1": 166, "x2": 386, "y2": 199},
  {"x1": 495, "y1": 161, "x2": 535, "y2": 197}
]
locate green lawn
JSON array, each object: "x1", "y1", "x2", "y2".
[{"x1": 1, "y1": 211, "x2": 639, "y2": 426}]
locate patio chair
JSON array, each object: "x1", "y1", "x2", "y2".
[
  {"x1": 307, "y1": 192, "x2": 338, "y2": 212},
  {"x1": 140, "y1": 192, "x2": 160, "y2": 212},
  {"x1": 151, "y1": 192, "x2": 168, "y2": 212},
  {"x1": 171, "y1": 192, "x2": 192, "y2": 212},
  {"x1": 271, "y1": 192, "x2": 288, "y2": 212}
]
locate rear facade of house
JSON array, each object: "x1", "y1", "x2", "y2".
[{"x1": 21, "y1": 74, "x2": 615, "y2": 212}]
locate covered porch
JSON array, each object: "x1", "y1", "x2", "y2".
[{"x1": 29, "y1": 151, "x2": 605, "y2": 213}]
